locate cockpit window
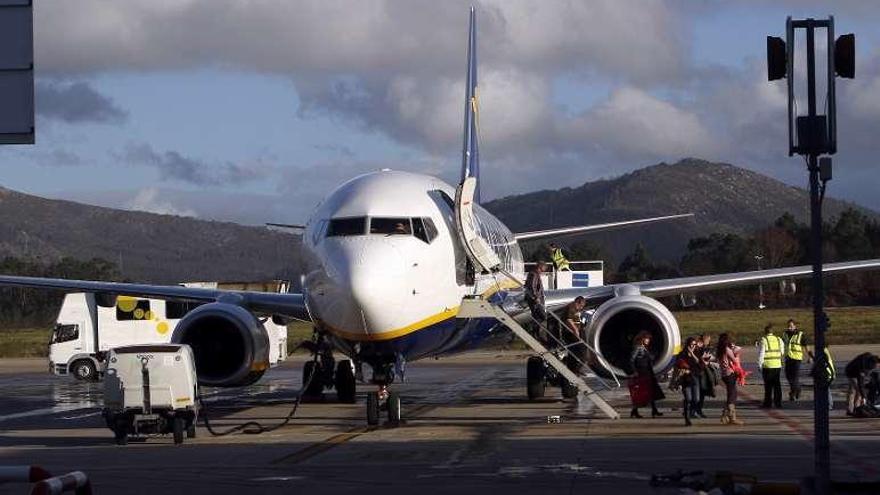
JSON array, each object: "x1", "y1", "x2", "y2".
[
  {"x1": 370, "y1": 217, "x2": 411, "y2": 235},
  {"x1": 413, "y1": 217, "x2": 438, "y2": 244},
  {"x1": 327, "y1": 217, "x2": 366, "y2": 236}
]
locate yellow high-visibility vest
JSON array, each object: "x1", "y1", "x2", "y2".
[
  {"x1": 762, "y1": 335, "x2": 783, "y2": 369},
  {"x1": 551, "y1": 248, "x2": 570, "y2": 271},
  {"x1": 824, "y1": 347, "x2": 836, "y2": 381},
  {"x1": 785, "y1": 331, "x2": 804, "y2": 361}
]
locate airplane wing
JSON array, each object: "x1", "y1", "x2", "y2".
[
  {"x1": 0, "y1": 275, "x2": 311, "y2": 320},
  {"x1": 542, "y1": 258, "x2": 880, "y2": 310},
  {"x1": 513, "y1": 213, "x2": 694, "y2": 241}
]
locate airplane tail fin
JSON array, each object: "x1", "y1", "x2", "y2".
[{"x1": 459, "y1": 6, "x2": 480, "y2": 203}]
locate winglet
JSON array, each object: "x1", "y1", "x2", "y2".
[{"x1": 459, "y1": 7, "x2": 480, "y2": 203}]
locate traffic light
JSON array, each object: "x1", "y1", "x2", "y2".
[
  {"x1": 835, "y1": 33, "x2": 855, "y2": 78},
  {"x1": 767, "y1": 36, "x2": 787, "y2": 80}
]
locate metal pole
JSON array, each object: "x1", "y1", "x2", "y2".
[{"x1": 805, "y1": 19, "x2": 831, "y2": 495}]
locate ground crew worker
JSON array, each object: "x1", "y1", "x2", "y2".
[
  {"x1": 562, "y1": 296, "x2": 588, "y2": 374},
  {"x1": 845, "y1": 352, "x2": 880, "y2": 416},
  {"x1": 757, "y1": 323, "x2": 785, "y2": 409},
  {"x1": 548, "y1": 243, "x2": 570, "y2": 271},
  {"x1": 783, "y1": 319, "x2": 813, "y2": 402},
  {"x1": 524, "y1": 261, "x2": 546, "y2": 337},
  {"x1": 811, "y1": 346, "x2": 836, "y2": 411}
]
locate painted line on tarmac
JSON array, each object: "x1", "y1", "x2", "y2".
[
  {"x1": 270, "y1": 370, "x2": 508, "y2": 466},
  {"x1": 741, "y1": 389, "x2": 879, "y2": 478},
  {"x1": 0, "y1": 405, "x2": 96, "y2": 422}
]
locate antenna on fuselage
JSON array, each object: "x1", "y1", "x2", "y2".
[{"x1": 459, "y1": 6, "x2": 480, "y2": 203}]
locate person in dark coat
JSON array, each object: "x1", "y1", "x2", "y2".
[
  {"x1": 845, "y1": 352, "x2": 880, "y2": 415},
  {"x1": 629, "y1": 330, "x2": 665, "y2": 418},
  {"x1": 674, "y1": 337, "x2": 702, "y2": 426},
  {"x1": 524, "y1": 262, "x2": 546, "y2": 338}
]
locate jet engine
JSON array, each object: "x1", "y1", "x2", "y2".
[
  {"x1": 170, "y1": 302, "x2": 270, "y2": 387},
  {"x1": 584, "y1": 288, "x2": 681, "y2": 377}
]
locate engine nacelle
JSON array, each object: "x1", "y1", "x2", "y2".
[
  {"x1": 171, "y1": 302, "x2": 270, "y2": 387},
  {"x1": 585, "y1": 293, "x2": 681, "y2": 377}
]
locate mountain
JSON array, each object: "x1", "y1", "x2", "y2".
[
  {"x1": 0, "y1": 186, "x2": 301, "y2": 284},
  {"x1": 484, "y1": 158, "x2": 876, "y2": 264}
]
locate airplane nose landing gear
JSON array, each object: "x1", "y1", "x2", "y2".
[
  {"x1": 366, "y1": 386, "x2": 401, "y2": 426},
  {"x1": 366, "y1": 363, "x2": 402, "y2": 427}
]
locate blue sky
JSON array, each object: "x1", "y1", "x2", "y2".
[{"x1": 1, "y1": 1, "x2": 879, "y2": 224}]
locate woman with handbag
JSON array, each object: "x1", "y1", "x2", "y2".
[
  {"x1": 716, "y1": 333, "x2": 745, "y2": 425},
  {"x1": 629, "y1": 330, "x2": 665, "y2": 418},
  {"x1": 674, "y1": 337, "x2": 702, "y2": 426}
]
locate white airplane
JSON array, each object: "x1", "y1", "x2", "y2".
[{"x1": 2, "y1": 8, "x2": 880, "y2": 425}]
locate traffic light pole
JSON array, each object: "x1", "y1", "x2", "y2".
[{"x1": 805, "y1": 21, "x2": 831, "y2": 494}]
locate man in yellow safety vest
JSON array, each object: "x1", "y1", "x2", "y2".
[
  {"x1": 548, "y1": 243, "x2": 570, "y2": 272},
  {"x1": 783, "y1": 319, "x2": 813, "y2": 402},
  {"x1": 758, "y1": 323, "x2": 786, "y2": 409}
]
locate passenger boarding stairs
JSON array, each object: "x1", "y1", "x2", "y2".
[{"x1": 457, "y1": 296, "x2": 621, "y2": 419}]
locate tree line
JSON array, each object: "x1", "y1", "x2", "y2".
[
  {"x1": 0, "y1": 257, "x2": 120, "y2": 328},
  {"x1": 528, "y1": 208, "x2": 880, "y2": 310}
]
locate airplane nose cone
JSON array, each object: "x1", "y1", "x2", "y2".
[{"x1": 309, "y1": 239, "x2": 408, "y2": 338}]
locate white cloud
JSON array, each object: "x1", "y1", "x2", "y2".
[{"x1": 124, "y1": 188, "x2": 198, "y2": 217}]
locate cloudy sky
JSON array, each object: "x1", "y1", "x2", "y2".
[{"x1": 1, "y1": 0, "x2": 879, "y2": 224}]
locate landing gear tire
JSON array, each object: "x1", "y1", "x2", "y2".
[
  {"x1": 186, "y1": 423, "x2": 196, "y2": 439},
  {"x1": 303, "y1": 360, "x2": 324, "y2": 397},
  {"x1": 387, "y1": 392, "x2": 401, "y2": 426},
  {"x1": 366, "y1": 391, "x2": 380, "y2": 426},
  {"x1": 113, "y1": 423, "x2": 128, "y2": 445},
  {"x1": 526, "y1": 356, "x2": 546, "y2": 400},
  {"x1": 72, "y1": 360, "x2": 98, "y2": 382},
  {"x1": 561, "y1": 378, "x2": 578, "y2": 399},
  {"x1": 335, "y1": 360, "x2": 357, "y2": 404},
  {"x1": 172, "y1": 417, "x2": 185, "y2": 445}
]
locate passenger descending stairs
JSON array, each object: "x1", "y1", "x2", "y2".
[{"x1": 457, "y1": 296, "x2": 621, "y2": 419}]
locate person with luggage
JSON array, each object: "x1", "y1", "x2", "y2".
[
  {"x1": 757, "y1": 323, "x2": 785, "y2": 409},
  {"x1": 673, "y1": 337, "x2": 702, "y2": 426},
  {"x1": 629, "y1": 330, "x2": 664, "y2": 419},
  {"x1": 717, "y1": 333, "x2": 744, "y2": 425},
  {"x1": 845, "y1": 352, "x2": 880, "y2": 416},
  {"x1": 694, "y1": 333, "x2": 716, "y2": 418}
]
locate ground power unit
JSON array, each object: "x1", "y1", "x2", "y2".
[{"x1": 102, "y1": 344, "x2": 199, "y2": 445}]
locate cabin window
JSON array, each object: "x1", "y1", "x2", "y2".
[
  {"x1": 116, "y1": 298, "x2": 152, "y2": 321},
  {"x1": 370, "y1": 217, "x2": 412, "y2": 235},
  {"x1": 166, "y1": 301, "x2": 205, "y2": 320},
  {"x1": 413, "y1": 217, "x2": 438, "y2": 244},
  {"x1": 51, "y1": 323, "x2": 79, "y2": 343},
  {"x1": 327, "y1": 217, "x2": 367, "y2": 237}
]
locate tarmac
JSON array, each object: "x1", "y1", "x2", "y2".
[{"x1": 1, "y1": 346, "x2": 880, "y2": 494}]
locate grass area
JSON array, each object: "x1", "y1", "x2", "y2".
[
  {"x1": 3, "y1": 307, "x2": 879, "y2": 358},
  {"x1": 0, "y1": 328, "x2": 49, "y2": 358},
  {"x1": 287, "y1": 320, "x2": 314, "y2": 352},
  {"x1": 675, "y1": 306, "x2": 880, "y2": 345}
]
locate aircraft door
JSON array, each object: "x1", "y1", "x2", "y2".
[{"x1": 454, "y1": 177, "x2": 501, "y2": 273}]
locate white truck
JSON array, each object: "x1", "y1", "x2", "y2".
[{"x1": 49, "y1": 281, "x2": 290, "y2": 381}]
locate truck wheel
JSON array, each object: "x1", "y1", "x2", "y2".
[
  {"x1": 71, "y1": 360, "x2": 98, "y2": 382},
  {"x1": 172, "y1": 417, "x2": 185, "y2": 445}
]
